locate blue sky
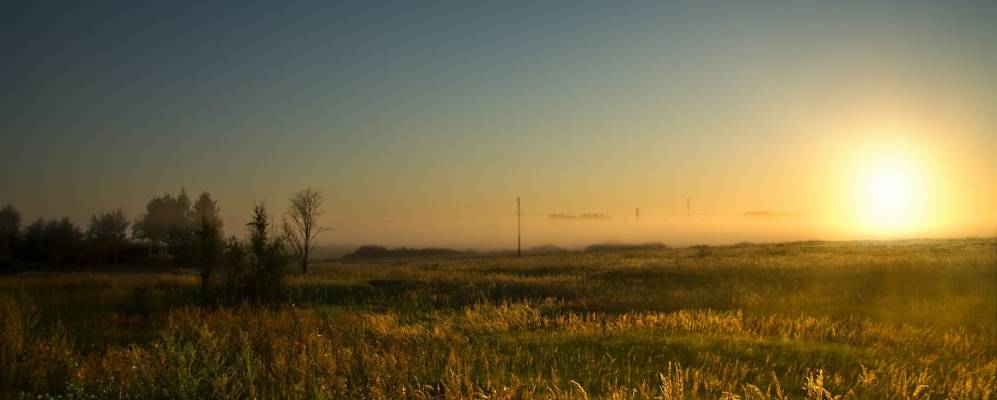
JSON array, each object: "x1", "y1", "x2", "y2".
[{"x1": 2, "y1": 1, "x2": 995, "y2": 246}]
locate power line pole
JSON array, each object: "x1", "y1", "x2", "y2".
[
  {"x1": 686, "y1": 198, "x2": 691, "y2": 217},
  {"x1": 517, "y1": 196, "x2": 521, "y2": 257}
]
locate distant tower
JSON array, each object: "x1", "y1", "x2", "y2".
[
  {"x1": 686, "y1": 198, "x2": 691, "y2": 217},
  {"x1": 635, "y1": 208, "x2": 640, "y2": 221}
]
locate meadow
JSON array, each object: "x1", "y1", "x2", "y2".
[{"x1": 1, "y1": 238, "x2": 995, "y2": 399}]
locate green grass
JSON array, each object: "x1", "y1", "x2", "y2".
[{"x1": 1, "y1": 238, "x2": 995, "y2": 399}]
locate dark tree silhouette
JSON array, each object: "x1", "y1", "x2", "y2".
[
  {"x1": 194, "y1": 215, "x2": 222, "y2": 301},
  {"x1": 221, "y1": 203, "x2": 288, "y2": 303},
  {"x1": 134, "y1": 188, "x2": 198, "y2": 261},
  {"x1": 241, "y1": 203, "x2": 288, "y2": 302},
  {"x1": 163, "y1": 189, "x2": 194, "y2": 260},
  {"x1": 47, "y1": 218, "x2": 83, "y2": 265},
  {"x1": 21, "y1": 219, "x2": 45, "y2": 263},
  {"x1": 134, "y1": 195, "x2": 171, "y2": 255},
  {"x1": 23, "y1": 218, "x2": 82, "y2": 266},
  {"x1": 283, "y1": 189, "x2": 327, "y2": 274},
  {"x1": 86, "y1": 209, "x2": 130, "y2": 265},
  {"x1": 192, "y1": 191, "x2": 223, "y2": 231}
]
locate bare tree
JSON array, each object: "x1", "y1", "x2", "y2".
[{"x1": 283, "y1": 189, "x2": 327, "y2": 274}]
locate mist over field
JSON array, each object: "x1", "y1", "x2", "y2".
[{"x1": 316, "y1": 213, "x2": 997, "y2": 252}]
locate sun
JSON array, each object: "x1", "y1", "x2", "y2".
[{"x1": 855, "y1": 156, "x2": 923, "y2": 232}]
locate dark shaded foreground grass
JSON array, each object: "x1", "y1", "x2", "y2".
[{"x1": 1, "y1": 238, "x2": 995, "y2": 399}]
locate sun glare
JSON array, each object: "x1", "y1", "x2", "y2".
[{"x1": 855, "y1": 156, "x2": 923, "y2": 233}]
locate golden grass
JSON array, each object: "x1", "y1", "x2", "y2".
[{"x1": 1, "y1": 238, "x2": 994, "y2": 399}]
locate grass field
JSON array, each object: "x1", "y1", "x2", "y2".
[{"x1": 2, "y1": 239, "x2": 995, "y2": 399}]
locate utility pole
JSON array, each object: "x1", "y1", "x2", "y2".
[
  {"x1": 517, "y1": 196, "x2": 522, "y2": 257},
  {"x1": 686, "y1": 198, "x2": 691, "y2": 217},
  {"x1": 636, "y1": 207, "x2": 640, "y2": 221}
]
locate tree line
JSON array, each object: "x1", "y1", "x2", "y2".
[{"x1": 0, "y1": 188, "x2": 326, "y2": 302}]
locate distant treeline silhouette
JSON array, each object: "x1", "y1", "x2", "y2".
[
  {"x1": 343, "y1": 245, "x2": 463, "y2": 259},
  {"x1": 341, "y1": 244, "x2": 583, "y2": 259},
  {"x1": 1, "y1": 208, "x2": 148, "y2": 268},
  {"x1": 339, "y1": 242, "x2": 670, "y2": 260},
  {"x1": 583, "y1": 242, "x2": 669, "y2": 252}
]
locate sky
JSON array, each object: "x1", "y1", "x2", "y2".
[{"x1": 2, "y1": 1, "x2": 996, "y2": 249}]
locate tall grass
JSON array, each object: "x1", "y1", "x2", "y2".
[{"x1": 0, "y1": 238, "x2": 994, "y2": 399}]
